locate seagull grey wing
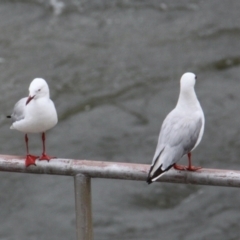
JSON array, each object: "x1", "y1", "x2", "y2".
[
  {"x1": 10, "y1": 97, "x2": 27, "y2": 121},
  {"x1": 158, "y1": 112, "x2": 203, "y2": 154}
]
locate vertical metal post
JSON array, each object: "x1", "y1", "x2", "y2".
[{"x1": 74, "y1": 174, "x2": 93, "y2": 240}]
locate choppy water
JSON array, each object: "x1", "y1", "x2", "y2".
[{"x1": 0, "y1": 0, "x2": 240, "y2": 239}]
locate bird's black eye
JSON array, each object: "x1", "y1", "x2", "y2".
[{"x1": 38, "y1": 89, "x2": 41, "y2": 91}]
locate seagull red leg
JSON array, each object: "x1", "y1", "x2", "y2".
[
  {"x1": 25, "y1": 134, "x2": 38, "y2": 167},
  {"x1": 39, "y1": 132, "x2": 55, "y2": 161},
  {"x1": 186, "y1": 152, "x2": 201, "y2": 171}
]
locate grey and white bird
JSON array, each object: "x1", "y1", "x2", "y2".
[
  {"x1": 147, "y1": 72, "x2": 205, "y2": 184},
  {"x1": 7, "y1": 78, "x2": 58, "y2": 167}
]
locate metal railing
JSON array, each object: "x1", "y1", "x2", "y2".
[{"x1": 1, "y1": 154, "x2": 240, "y2": 240}]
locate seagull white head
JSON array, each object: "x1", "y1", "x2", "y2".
[
  {"x1": 26, "y1": 78, "x2": 50, "y2": 105},
  {"x1": 180, "y1": 72, "x2": 197, "y2": 90}
]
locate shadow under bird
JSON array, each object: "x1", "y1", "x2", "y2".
[
  {"x1": 7, "y1": 78, "x2": 58, "y2": 167},
  {"x1": 147, "y1": 72, "x2": 205, "y2": 184}
]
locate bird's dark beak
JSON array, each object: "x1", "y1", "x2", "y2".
[{"x1": 26, "y1": 95, "x2": 35, "y2": 105}]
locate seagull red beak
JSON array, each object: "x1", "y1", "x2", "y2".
[{"x1": 26, "y1": 95, "x2": 35, "y2": 105}]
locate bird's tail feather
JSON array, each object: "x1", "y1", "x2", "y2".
[
  {"x1": 146, "y1": 164, "x2": 165, "y2": 184},
  {"x1": 146, "y1": 163, "x2": 174, "y2": 184},
  {"x1": 146, "y1": 147, "x2": 165, "y2": 184}
]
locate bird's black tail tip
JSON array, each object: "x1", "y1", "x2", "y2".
[{"x1": 146, "y1": 177, "x2": 152, "y2": 185}]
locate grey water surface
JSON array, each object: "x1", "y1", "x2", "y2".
[{"x1": 0, "y1": 0, "x2": 240, "y2": 239}]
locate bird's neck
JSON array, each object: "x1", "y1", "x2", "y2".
[{"x1": 176, "y1": 87, "x2": 200, "y2": 110}]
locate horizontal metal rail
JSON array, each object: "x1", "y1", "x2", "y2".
[
  {"x1": 0, "y1": 154, "x2": 240, "y2": 188},
  {"x1": 2, "y1": 154, "x2": 240, "y2": 240}
]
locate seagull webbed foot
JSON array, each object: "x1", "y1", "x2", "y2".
[
  {"x1": 39, "y1": 153, "x2": 55, "y2": 162},
  {"x1": 25, "y1": 154, "x2": 38, "y2": 167},
  {"x1": 186, "y1": 166, "x2": 202, "y2": 171},
  {"x1": 173, "y1": 164, "x2": 186, "y2": 170}
]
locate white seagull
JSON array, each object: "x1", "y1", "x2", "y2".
[
  {"x1": 7, "y1": 78, "x2": 58, "y2": 167},
  {"x1": 147, "y1": 72, "x2": 205, "y2": 184}
]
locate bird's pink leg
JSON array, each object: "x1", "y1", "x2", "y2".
[
  {"x1": 186, "y1": 152, "x2": 201, "y2": 171},
  {"x1": 39, "y1": 132, "x2": 55, "y2": 161},
  {"x1": 25, "y1": 134, "x2": 38, "y2": 167}
]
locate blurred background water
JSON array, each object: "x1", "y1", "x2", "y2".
[{"x1": 0, "y1": 0, "x2": 240, "y2": 239}]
